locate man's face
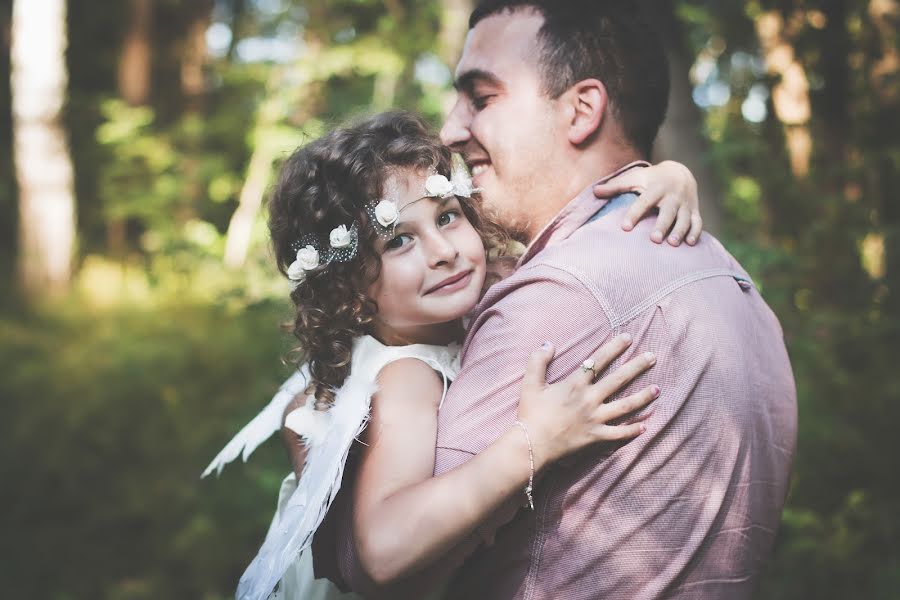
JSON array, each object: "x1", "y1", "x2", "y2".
[{"x1": 440, "y1": 10, "x2": 564, "y2": 237}]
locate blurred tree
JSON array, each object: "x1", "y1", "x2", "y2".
[
  {"x1": 180, "y1": 0, "x2": 213, "y2": 105},
  {"x1": 110, "y1": 0, "x2": 154, "y2": 256},
  {"x1": 0, "y1": 0, "x2": 14, "y2": 271},
  {"x1": 11, "y1": 0, "x2": 76, "y2": 298},
  {"x1": 644, "y1": 0, "x2": 724, "y2": 233},
  {"x1": 438, "y1": 0, "x2": 474, "y2": 66},
  {"x1": 755, "y1": 8, "x2": 812, "y2": 178},
  {"x1": 118, "y1": 0, "x2": 153, "y2": 107}
]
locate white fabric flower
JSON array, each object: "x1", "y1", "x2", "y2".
[
  {"x1": 425, "y1": 174, "x2": 454, "y2": 197},
  {"x1": 287, "y1": 245, "x2": 319, "y2": 281},
  {"x1": 329, "y1": 224, "x2": 352, "y2": 248},
  {"x1": 450, "y1": 168, "x2": 476, "y2": 198},
  {"x1": 374, "y1": 200, "x2": 399, "y2": 227}
]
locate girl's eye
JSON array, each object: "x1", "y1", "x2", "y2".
[
  {"x1": 385, "y1": 234, "x2": 412, "y2": 251},
  {"x1": 438, "y1": 210, "x2": 461, "y2": 227}
]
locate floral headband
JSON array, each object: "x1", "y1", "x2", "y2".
[{"x1": 287, "y1": 167, "x2": 478, "y2": 285}]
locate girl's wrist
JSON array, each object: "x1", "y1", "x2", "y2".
[
  {"x1": 514, "y1": 417, "x2": 554, "y2": 472},
  {"x1": 512, "y1": 421, "x2": 536, "y2": 510}
]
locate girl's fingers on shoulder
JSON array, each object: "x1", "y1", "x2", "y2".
[
  {"x1": 622, "y1": 189, "x2": 660, "y2": 231},
  {"x1": 523, "y1": 342, "x2": 555, "y2": 391},
  {"x1": 687, "y1": 213, "x2": 703, "y2": 245},
  {"x1": 593, "y1": 351, "x2": 656, "y2": 398},
  {"x1": 574, "y1": 333, "x2": 633, "y2": 383},
  {"x1": 596, "y1": 385, "x2": 660, "y2": 422},
  {"x1": 667, "y1": 206, "x2": 692, "y2": 246},
  {"x1": 652, "y1": 201, "x2": 678, "y2": 243},
  {"x1": 595, "y1": 421, "x2": 646, "y2": 441}
]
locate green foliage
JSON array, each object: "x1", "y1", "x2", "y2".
[
  {"x1": 0, "y1": 299, "x2": 297, "y2": 598},
  {"x1": 679, "y1": 1, "x2": 900, "y2": 597}
]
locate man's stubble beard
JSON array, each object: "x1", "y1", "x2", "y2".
[{"x1": 480, "y1": 189, "x2": 534, "y2": 245}]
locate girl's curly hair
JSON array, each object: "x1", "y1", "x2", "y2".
[{"x1": 268, "y1": 111, "x2": 510, "y2": 408}]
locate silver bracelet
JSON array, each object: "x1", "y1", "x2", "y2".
[{"x1": 513, "y1": 420, "x2": 535, "y2": 510}]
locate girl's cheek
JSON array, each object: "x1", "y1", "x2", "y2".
[{"x1": 388, "y1": 256, "x2": 425, "y2": 290}]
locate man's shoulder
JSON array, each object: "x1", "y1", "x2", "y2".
[
  {"x1": 477, "y1": 254, "x2": 610, "y2": 321},
  {"x1": 495, "y1": 220, "x2": 749, "y2": 328}
]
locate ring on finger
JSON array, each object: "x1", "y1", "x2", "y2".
[{"x1": 580, "y1": 358, "x2": 598, "y2": 377}]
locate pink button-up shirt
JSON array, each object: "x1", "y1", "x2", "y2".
[{"x1": 433, "y1": 169, "x2": 797, "y2": 599}]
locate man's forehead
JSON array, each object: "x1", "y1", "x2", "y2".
[{"x1": 456, "y1": 10, "x2": 544, "y2": 83}]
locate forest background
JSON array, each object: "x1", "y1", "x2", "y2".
[{"x1": 0, "y1": 0, "x2": 897, "y2": 598}]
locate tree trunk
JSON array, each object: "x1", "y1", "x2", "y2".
[
  {"x1": 11, "y1": 0, "x2": 76, "y2": 298},
  {"x1": 181, "y1": 0, "x2": 212, "y2": 106},
  {"x1": 118, "y1": 0, "x2": 152, "y2": 106},
  {"x1": 223, "y1": 35, "x2": 324, "y2": 269},
  {"x1": 868, "y1": 0, "x2": 900, "y2": 315},
  {"x1": 226, "y1": 0, "x2": 246, "y2": 61},
  {"x1": 755, "y1": 9, "x2": 813, "y2": 179},
  {"x1": 111, "y1": 0, "x2": 153, "y2": 256},
  {"x1": 439, "y1": 0, "x2": 474, "y2": 67},
  {"x1": 820, "y1": 0, "x2": 851, "y2": 179},
  {"x1": 642, "y1": 0, "x2": 723, "y2": 235},
  {"x1": 222, "y1": 125, "x2": 280, "y2": 269}
]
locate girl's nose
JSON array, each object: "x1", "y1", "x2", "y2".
[{"x1": 427, "y1": 233, "x2": 459, "y2": 268}]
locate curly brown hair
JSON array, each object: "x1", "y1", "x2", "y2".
[{"x1": 268, "y1": 111, "x2": 510, "y2": 407}]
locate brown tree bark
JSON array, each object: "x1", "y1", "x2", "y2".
[
  {"x1": 11, "y1": 0, "x2": 76, "y2": 297},
  {"x1": 181, "y1": 0, "x2": 212, "y2": 103},
  {"x1": 820, "y1": 0, "x2": 851, "y2": 177},
  {"x1": 755, "y1": 9, "x2": 813, "y2": 179},
  {"x1": 118, "y1": 0, "x2": 152, "y2": 106},
  {"x1": 110, "y1": 0, "x2": 153, "y2": 255}
]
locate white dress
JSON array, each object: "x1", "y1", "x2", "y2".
[{"x1": 204, "y1": 335, "x2": 461, "y2": 600}]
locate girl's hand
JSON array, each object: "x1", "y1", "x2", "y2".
[
  {"x1": 593, "y1": 161, "x2": 703, "y2": 246},
  {"x1": 517, "y1": 335, "x2": 659, "y2": 469}
]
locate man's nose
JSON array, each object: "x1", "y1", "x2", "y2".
[{"x1": 440, "y1": 99, "x2": 471, "y2": 150}]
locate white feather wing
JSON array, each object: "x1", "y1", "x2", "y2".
[
  {"x1": 201, "y1": 366, "x2": 310, "y2": 479},
  {"x1": 235, "y1": 374, "x2": 375, "y2": 600}
]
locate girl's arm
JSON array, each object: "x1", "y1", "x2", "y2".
[
  {"x1": 352, "y1": 335, "x2": 658, "y2": 585},
  {"x1": 594, "y1": 160, "x2": 703, "y2": 246},
  {"x1": 280, "y1": 392, "x2": 310, "y2": 479}
]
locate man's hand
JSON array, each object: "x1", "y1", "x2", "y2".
[{"x1": 593, "y1": 161, "x2": 703, "y2": 246}]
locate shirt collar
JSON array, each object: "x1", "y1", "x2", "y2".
[{"x1": 517, "y1": 161, "x2": 650, "y2": 267}]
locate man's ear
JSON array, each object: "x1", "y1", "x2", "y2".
[{"x1": 566, "y1": 78, "x2": 608, "y2": 146}]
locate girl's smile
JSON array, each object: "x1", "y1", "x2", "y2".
[{"x1": 368, "y1": 168, "x2": 487, "y2": 346}]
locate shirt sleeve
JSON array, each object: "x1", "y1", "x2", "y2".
[{"x1": 433, "y1": 263, "x2": 614, "y2": 549}]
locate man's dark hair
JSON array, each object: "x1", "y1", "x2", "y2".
[{"x1": 470, "y1": 0, "x2": 669, "y2": 157}]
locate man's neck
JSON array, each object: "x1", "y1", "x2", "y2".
[{"x1": 525, "y1": 144, "x2": 644, "y2": 241}]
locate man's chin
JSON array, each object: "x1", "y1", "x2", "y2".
[{"x1": 480, "y1": 194, "x2": 530, "y2": 242}]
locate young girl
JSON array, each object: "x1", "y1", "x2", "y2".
[{"x1": 204, "y1": 112, "x2": 702, "y2": 600}]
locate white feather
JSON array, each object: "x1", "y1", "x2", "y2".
[
  {"x1": 283, "y1": 398, "x2": 331, "y2": 446},
  {"x1": 231, "y1": 336, "x2": 462, "y2": 600},
  {"x1": 236, "y1": 372, "x2": 375, "y2": 600},
  {"x1": 201, "y1": 366, "x2": 310, "y2": 479}
]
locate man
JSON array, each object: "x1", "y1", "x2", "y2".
[{"x1": 432, "y1": 1, "x2": 797, "y2": 599}]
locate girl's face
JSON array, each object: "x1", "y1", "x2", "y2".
[{"x1": 368, "y1": 168, "x2": 487, "y2": 345}]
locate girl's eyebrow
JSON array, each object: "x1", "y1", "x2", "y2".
[{"x1": 393, "y1": 195, "x2": 457, "y2": 227}]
